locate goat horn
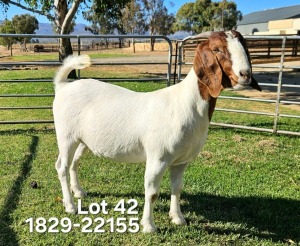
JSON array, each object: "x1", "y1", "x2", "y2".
[{"x1": 183, "y1": 31, "x2": 212, "y2": 41}]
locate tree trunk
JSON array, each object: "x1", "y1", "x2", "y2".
[
  {"x1": 150, "y1": 37, "x2": 155, "y2": 52},
  {"x1": 132, "y1": 38, "x2": 135, "y2": 53},
  {"x1": 59, "y1": 37, "x2": 76, "y2": 79},
  {"x1": 55, "y1": 0, "x2": 77, "y2": 79}
]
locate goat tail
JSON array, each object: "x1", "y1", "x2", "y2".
[{"x1": 54, "y1": 54, "x2": 91, "y2": 92}]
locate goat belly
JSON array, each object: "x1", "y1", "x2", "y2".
[
  {"x1": 78, "y1": 100, "x2": 148, "y2": 163},
  {"x1": 81, "y1": 127, "x2": 147, "y2": 163}
]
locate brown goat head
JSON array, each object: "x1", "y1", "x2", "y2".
[{"x1": 194, "y1": 30, "x2": 261, "y2": 98}]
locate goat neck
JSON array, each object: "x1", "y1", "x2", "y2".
[{"x1": 178, "y1": 68, "x2": 217, "y2": 122}]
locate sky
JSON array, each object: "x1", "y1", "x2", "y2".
[{"x1": 1, "y1": 0, "x2": 300, "y2": 24}]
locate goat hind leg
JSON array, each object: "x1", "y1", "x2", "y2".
[
  {"x1": 169, "y1": 163, "x2": 188, "y2": 225},
  {"x1": 56, "y1": 142, "x2": 79, "y2": 214},
  {"x1": 70, "y1": 143, "x2": 87, "y2": 198}
]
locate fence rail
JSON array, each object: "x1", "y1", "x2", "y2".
[
  {"x1": 1, "y1": 33, "x2": 300, "y2": 136},
  {"x1": 0, "y1": 34, "x2": 173, "y2": 126}
]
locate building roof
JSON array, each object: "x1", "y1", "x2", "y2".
[{"x1": 237, "y1": 4, "x2": 300, "y2": 25}]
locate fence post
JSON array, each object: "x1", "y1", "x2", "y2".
[
  {"x1": 177, "y1": 40, "x2": 183, "y2": 82},
  {"x1": 77, "y1": 36, "x2": 81, "y2": 79},
  {"x1": 165, "y1": 37, "x2": 173, "y2": 87},
  {"x1": 273, "y1": 36, "x2": 286, "y2": 134},
  {"x1": 173, "y1": 41, "x2": 179, "y2": 85}
]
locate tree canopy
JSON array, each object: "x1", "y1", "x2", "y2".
[
  {"x1": 0, "y1": 0, "x2": 131, "y2": 61},
  {"x1": 83, "y1": 0, "x2": 175, "y2": 36},
  {"x1": 173, "y1": 0, "x2": 242, "y2": 34},
  {"x1": 0, "y1": 14, "x2": 39, "y2": 50},
  {"x1": 0, "y1": 20, "x2": 15, "y2": 49},
  {"x1": 12, "y1": 14, "x2": 39, "y2": 46}
]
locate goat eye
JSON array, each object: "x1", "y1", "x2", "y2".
[{"x1": 213, "y1": 48, "x2": 221, "y2": 53}]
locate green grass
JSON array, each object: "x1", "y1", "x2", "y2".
[
  {"x1": 0, "y1": 128, "x2": 299, "y2": 245},
  {"x1": 0, "y1": 67, "x2": 300, "y2": 245},
  {"x1": 4, "y1": 52, "x2": 132, "y2": 62}
]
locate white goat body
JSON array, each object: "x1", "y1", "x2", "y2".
[
  {"x1": 54, "y1": 68, "x2": 209, "y2": 164},
  {"x1": 53, "y1": 30, "x2": 261, "y2": 233}
]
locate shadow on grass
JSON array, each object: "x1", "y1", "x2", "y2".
[
  {"x1": 88, "y1": 190, "x2": 299, "y2": 243},
  {"x1": 181, "y1": 192, "x2": 300, "y2": 243},
  {"x1": 0, "y1": 136, "x2": 39, "y2": 246},
  {"x1": 0, "y1": 128, "x2": 54, "y2": 136}
]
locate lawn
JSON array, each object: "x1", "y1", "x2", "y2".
[
  {"x1": 0, "y1": 62, "x2": 299, "y2": 245},
  {"x1": 2, "y1": 52, "x2": 132, "y2": 62}
]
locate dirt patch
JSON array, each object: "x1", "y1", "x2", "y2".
[
  {"x1": 232, "y1": 135, "x2": 247, "y2": 142},
  {"x1": 258, "y1": 139, "x2": 278, "y2": 148}
]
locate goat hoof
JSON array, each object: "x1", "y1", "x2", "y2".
[
  {"x1": 63, "y1": 201, "x2": 77, "y2": 214},
  {"x1": 73, "y1": 190, "x2": 87, "y2": 199},
  {"x1": 169, "y1": 212, "x2": 187, "y2": 225},
  {"x1": 171, "y1": 216, "x2": 186, "y2": 225},
  {"x1": 142, "y1": 225, "x2": 157, "y2": 233},
  {"x1": 141, "y1": 220, "x2": 157, "y2": 233},
  {"x1": 65, "y1": 206, "x2": 77, "y2": 214}
]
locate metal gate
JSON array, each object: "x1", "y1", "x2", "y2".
[
  {"x1": 1, "y1": 33, "x2": 300, "y2": 136},
  {"x1": 0, "y1": 34, "x2": 173, "y2": 125}
]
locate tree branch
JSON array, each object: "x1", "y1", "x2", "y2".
[
  {"x1": 1, "y1": 0, "x2": 55, "y2": 22},
  {"x1": 60, "y1": 0, "x2": 83, "y2": 34}
]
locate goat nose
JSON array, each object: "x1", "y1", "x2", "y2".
[{"x1": 239, "y1": 70, "x2": 250, "y2": 80}]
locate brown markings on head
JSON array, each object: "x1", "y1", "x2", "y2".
[
  {"x1": 193, "y1": 30, "x2": 261, "y2": 121},
  {"x1": 193, "y1": 31, "x2": 247, "y2": 121},
  {"x1": 193, "y1": 32, "x2": 230, "y2": 121},
  {"x1": 193, "y1": 32, "x2": 234, "y2": 98}
]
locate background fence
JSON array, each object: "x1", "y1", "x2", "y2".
[
  {"x1": 0, "y1": 33, "x2": 300, "y2": 136},
  {"x1": 0, "y1": 34, "x2": 173, "y2": 125}
]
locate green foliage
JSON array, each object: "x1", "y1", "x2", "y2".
[
  {"x1": 12, "y1": 14, "x2": 39, "y2": 45},
  {"x1": 84, "y1": 0, "x2": 175, "y2": 36},
  {"x1": 0, "y1": 14, "x2": 39, "y2": 49},
  {"x1": 141, "y1": 0, "x2": 175, "y2": 35},
  {"x1": 121, "y1": 0, "x2": 147, "y2": 34},
  {"x1": 172, "y1": 2, "x2": 195, "y2": 33},
  {"x1": 12, "y1": 14, "x2": 39, "y2": 35},
  {"x1": 83, "y1": 0, "x2": 131, "y2": 34},
  {"x1": 173, "y1": 0, "x2": 242, "y2": 34},
  {"x1": 0, "y1": 20, "x2": 15, "y2": 48}
]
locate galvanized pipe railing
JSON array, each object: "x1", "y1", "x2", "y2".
[
  {"x1": 0, "y1": 34, "x2": 173, "y2": 84},
  {"x1": 0, "y1": 34, "x2": 173, "y2": 125}
]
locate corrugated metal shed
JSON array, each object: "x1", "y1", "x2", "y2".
[{"x1": 238, "y1": 4, "x2": 300, "y2": 25}]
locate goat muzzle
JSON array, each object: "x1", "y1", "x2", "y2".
[{"x1": 249, "y1": 76, "x2": 262, "y2": 91}]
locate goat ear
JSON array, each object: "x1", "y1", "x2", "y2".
[{"x1": 193, "y1": 42, "x2": 223, "y2": 98}]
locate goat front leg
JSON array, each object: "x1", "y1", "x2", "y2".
[
  {"x1": 169, "y1": 163, "x2": 188, "y2": 225},
  {"x1": 141, "y1": 161, "x2": 168, "y2": 233},
  {"x1": 70, "y1": 143, "x2": 87, "y2": 198}
]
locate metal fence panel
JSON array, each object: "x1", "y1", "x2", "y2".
[
  {"x1": 1, "y1": 33, "x2": 299, "y2": 136},
  {"x1": 0, "y1": 34, "x2": 173, "y2": 125}
]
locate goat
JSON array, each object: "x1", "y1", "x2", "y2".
[{"x1": 53, "y1": 30, "x2": 261, "y2": 233}]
